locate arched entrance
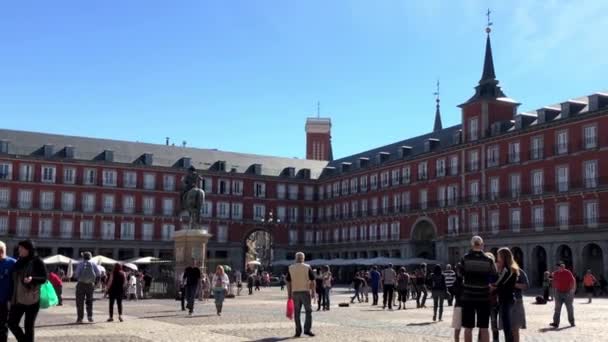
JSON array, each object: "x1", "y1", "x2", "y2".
[
  {"x1": 512, "y1": 247, "x2": 524, "y2": 269},
  {"x1": 531, "y1": 246, "x2": 547, "y2": 287},
  {"x1": 411, "y1": 219, "x2": 436, "y2": 259},
  {"x1": 243, "y1": 229, "x2": 273, "y2": 271},
  {"x1": 582, "y1": 243, "x2": 604, "y2": 276},
  {"x1": 556, "y1": 245, "x2": 573, "y2": 270}
]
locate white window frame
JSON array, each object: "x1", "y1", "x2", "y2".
[
  {"x1": 17, "y1": 217, "x2": 31, "y2": 237},
  {"x1": 162, "y1": 198, "x2": 174, "y2": 216},
  {"x1": 142, "y1": 222, "x2": 154, "y2": 241},
  {"x1": 84, "y1": 168, "x2": 97, "y2": 185},
  {"x1": 102, "y1": 169, "x2": 117, "y2": 187},
  {"x1": 449, "y1": 156, "x2": 458, "y2": 176},
  {"x1": 469, "y1": 213, "x2": 479, "y2": 234},
  {"x1": 532, "y1": 169, "x2": 544, "y2": 195},
  {"x1": 63, "y1": 167, "x2": 76, "y2": 184},
  {"x1": 38, "y1": 218, "x2": 53, "y2": 238},
  {"x1": 436, "y1": 158, "x2": 446, "y2": 177},
  {"x1": 402, "y1": 167, "x2": 411, "y2": 184},
  {"x1": 253, "y1": 204, "x2": 265, "y2": 221},
  {"x1": 143, "y1": 196, "x2": 155, "y2": 215},
  {"x1": 381, "y1": 171, "x2": 390, "y2": 188},
  {"x1": 533, "y1": 206, "x2": 544, "y2": 231},
  {"x1": 487, "y1": 145, "x2": 499, "y2": 168},
  {"x1": 82, "y1": 193, "x2": 95, "y2": 213},
  {"x1": 217, "y1": 202, "x2": 230, "y2": 219},
  {"x1": 510, "y1": 208, "x2": 521, "y2": 233},
  {"x1": 231, "y1": 203, "x2": 243, "y2": 220},
  {"x1": 123, "y1": 171, "x2": 137, "y2": 188},
  {"x1": 161, "y1": 224, "x2": 174, "y2": 241},
  {"x1": 489, "y1": 210, "x2": 499, "y2": 234},
  {"x1": 123, "y1": 195, "x2": 135, "y2": 214},
  {"x1": 120, "y1": 222, "x2": 135, "y2": 240},
  {"x1": 0, "y1": 188, "x2": 9, "y2": 208},
  {"x1": 103, "y1": 194, "x2": 115, "y2": 213},
  {"x1": 418, "y1": 162, "x2": 428, "y2": 181},
  {"x1": 277, "y1": 184, "x2": 286, "y2": 199},
  {"x1": 80, "y1": 220, "x2": 94, "y2": 239},
  {"x1": 584, "y1": 124, "x2": 598, "y2": 149},
  {"x1": 360, "y1": 176, "x2": 368, "y2": 192},
  {"x1": 556, "y1": 130, "x2": 568, "y2": 155},
  {"x1": 419, "y1": 189, "x2": 428, "y2": 210},
  {"x1": 217, "y1": 225, "x2": 228, "y2": 243},
  {"x1": 556, "y1": 203, "x2": 569, "y2": 230},
  {"x1": 585, "y1": 201, "x2": 598, "y2": 228},
  {"x1": 469, "y1": 180, "x2": 479, "y2": 203},
  {"x1": 489, "y1": 177, "x2": 499, "y2": 200},
  {"x1": 391, "y1": 169, "x2": 401, "y2": 185},
  {"x1": 556, "y1": 165, "x2": 569, "y2": 192},
  {"x1": 163, "y1": 174, "x2": 176, "y2": 191},
  {"x1": 18, "y1": 189, "x2": 32, "y2": 209},
  {"x1": 0, "y1": 216, "x2": 8, "y2": 235},
  {"x1": 40, "y1": 191, "x2": 54, "y2": 210},
  {"x1": 469, "y1": 117, "x2": 479, "y2": 141},
  {"x1": 304, "y1": 186, "x2": 314, "y2": 200},
  {"x1": 19, "y1": 164, "x2": 33, "y2": 182},
  {"x1": 448, "y1": 215, "x2": 459, "y2": 236},
  {"x1": 143, "y1": 173, "x2": 156, "y2": 190},
  {"x1": 232, "y1": 180, "x2": 243, "y2": 196},
  {"x1": 254, "y1": 182, "x2": 266, "y2": 198},
  {"x1": 288, "y1": 184, "x2": 299, "y2": 200},
  {"x1": 509, "y1": 141, "x2": 520, "y2": 163},
  {"x1": 584, "y1": 160, "x2": 598, "y2": 188},
  {"x1": 390, "y1": 222, "x2": 400, "y2": 240},
  {"x1": 510, "y1": 173, "x2": 521, "y2": 198},
  {"x1": 468, "y1": 150, "x2": 479, "y2": 171},
  {"x1": 370, "y1": 174, "x2": 378, "y2": 190},
  {"x1": 102, "y1": 221, "x2": 115, "y2": 240},
  {"x1": 531, "y1": 135, "x2": 543, "y2": 160},
  {"x1": 41, "y1": 165, "x2": 56, "y2": 183}
]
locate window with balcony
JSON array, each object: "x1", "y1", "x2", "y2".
[
  {"x1": 341, "y1": 180, "x2": 349, "y2": 196},
  {"x1": 161, "y1": 224, "x2": 174, "y2": 241},
  {"x1": 402, "y1": 167, "x2": 411, "y2": 184},
  {"x1": 19, "y1": 164, "x2": 33, "y2": 182},
  {"x1": 469, "y1": 181, "x2": 479, "y2": 203},
  {"x1": 304, "y1": 186, "x2": 314, "y2": 200},
  {"x1": 315, "y1": 230, "x2": 323, "y2": 244},
  {"x1": 123, "y1": 195, "x2": 135, "y2": 214},
  {"x1": 17, "y1": 217, "x2": 31, "y2": 237},
  {"x1": 143, "y1": 196, "x2": 155, "y2": 215},
  {"x1": 369, "y1": 224, "x2": 378, "y2": 241},
  {"x1": 121, "y1": 222, "x2": 135, "y2": 240},
  {"x1": 277, "y1": 206, "x2": 286, "y2": 222},
  {"x1": 448, "y1": 215, "x2": 459, "y2": 236},
  {"x1": 533, "y1": 206, "x2": 544, "y2": 231},
  {"x1": 371, "y1": 198, "x2": 378, "y2": 216},
  {"x1": 232, "y1": 180, "x2": 243, "y2": 196},
  {"x1": 489, "y1": 210, "x2": 499, "y2": 234},
  {"x1": 82, "y1": 193, "x2": 95, "y2": 212},
  {"x1": 468, "y1": 117, "x2": 479, "y2": 141},
  {"x1": 359, "y1": 225, "x2": 367, "y2": 241},
  {"x1": 379, "y1": 223, "x2": 389, "y2": 241},
  {"x1": 489, "y1": 177, "x2": 499, "y2": 200},
  {"x1": 510, "y1": 173, "x2": 521, "y2": 198},
  {"x1": 201, "y1": 177, "x2": 212, "y2": 193},
  {"x1": 143, "y1": 173, "x2": 156, "y2": 190},
  {"x1": 418, "y1": 162, "x2": 428, "y2": 181},
  {"x1": 163, "y1": 175, "x2": 176, "y2": 191},
  {"x1": 468, "y1": 150, "x2": 479, "y2": 172},
  {"x1": 556, "y1": 203, "x2": 569, "y2": 230},
  {"x1": 391, "y1": 169, "x2": 401, "y2": 185},
  {"x1": 304, "y1": 230, "x2": 314, "y2": 246},
  {"x1": 584, "y1": 160, "x2": 598, "y2": 188},
  {"x1": 254, "y1": 182, "x2": 266, "y2": 198},
  {"x1": 304, "y1": 207, "x2": 314, "y2": 223},
  {"x1": 84, "y1": 168, "x2": 97, "y2": 185},
  {"x1": 42, "y1": 166, "x2": 56, "y2": 183},
  {"x1": 381, "y1": 195, "x2": 389, "y2": 214},
  {"x1": 103, "y1": 194, "x2": 115, "y2": 213},
  {"x1": 390, "y1": 222, "x2": 400, "y2": 240},
  {"x1": 102, "y1": 221, "x2": 115, "y2": 240},
  {"x1": 349, "y1": 226, "x2": 357, "y2": 242},
  {"x1": 351, "y1": 201, "x2": 358, "y2": 217},
  {"x1": 360, "y1": 199, "x2": 368, "y2": 216},
  {"x1": 402, "y1": 192, "x2": 410, "y2": 211},
  {"x1": 437, "y1": 186, "x2": 446, "y2": 207},
  {"x1": 142, "y1": 223, "x2": 154, "y2": 241},
  {"x1": 18, "y1": 190, "x2": 32, "y2": 209},
  {"x1": 333, "y1": 228, "x2": 340, "y2": 242},
  {"x1": 419, "y1": 189, "x2": 428, "y2": 210},
  {"x1": 370, "y1": 174, "x2": 378, "y2": 190},
  {"x1": 276, "y1": 184, "x2": 286, "y2": 199},
  {"x1": 0, "y1": 188, "x2": 8, "y2": 208},
  {"x1": 289, "y1": 207, "x2": 299, "y2": 223},
  {"x1": 447, "y1": 185, "x2": 458, "y2": 206},
  {"x1": 340, "y1": 202, "x2": 348, "y2": 219},
  {"x1": 531, "y1": 136, "x2": 543, "y2": 160},
  {"x1": 80, "y1": 220, "x2": 94, "y2": 239},
  {"x1": 436, "y1": 158, "x2": 446, "y2": 178},
  {"x1": 359, "y1": 176, "x2": 368, "y2": 192},
  {"x1": 392, "y1": 195, "x2": 401, "y2": 213},
  {"x1": 510, "y1": 208, "x2": 521, "y2": 232},
  {"x1": 325, "y1": 184, "x2": 331, "y2": 198},
  {"x1": 232, "y1": 203, "x2": 243, "y2": 220},
  {"x1": 288, "y1": 184, "x2": 299, "y2": 200},
  {"x1": 162, "y1": 198, "x2": 174, "y2": 216},
  {"x1": 449, "y1": 156, "x2": 459, "y2": 176},
  {"x1": 470, "y1": 213, "x2": 479, "y2": 234},
  {"x1": 123, "y1": 171, "x2": 137, "y2": 188},
  {"x1": 486, "y1": 145, "x2": 500, "y2": 168},
  {"x1": 217, "y1": 202, "x2": 230, "y2": 219},
  {"x1": 217, "y1": 225, "x2": 228, "y2": 243},
  {"x1": 556, "y1": 166, "x2": 569, "y2": 192},
  {"x1": 556, "y1": 130, "x2": 568, "y2": 155},
  {"x1": 287, "y1": 229, "x2": 298, "y2": 246},
  {"x1": 509, "y1": 142, "x2": 520, "y2": 163},
  {"x1": 584, "y1": 124, "x2": 597, "y2": 149},
  {"x1": 0, "y1": 216, "x2": 8, "y2": 235},
  {"x1": 40, "y1": 191, "x2": 54, "y2": 210},
  {"x1": 341, "y1": 227, "x2": 348, "y2": 242},
  {"x1": 102, "y1": 169, "x2": 117, "y2": 187},
  {"x1": 201, "y1": 201, "x2": 212, "y2": 218},
  {"x1": 38, "y1": 218, "x2": 52, "y2": 238},
  {"x1": 333, "y1": 204, "x2": 340, "y2": 219},
  {"x1": 532, "y1": 170, "x2": 544, "y2": 195},
  {"x1": 63, "y1": 167, "x2": 76, "y2": 184},
  {"x1": 585, "y1": 201, "x2": 598, "y2": 227},
  {"x1": 381, "y1": 171, "x2": 390, "y2": 188},
  {"x1": 253, "y1": 204, "x2": 265, "y2": 221}
]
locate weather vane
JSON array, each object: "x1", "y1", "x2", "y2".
[
  {"x1": 486, "y1": 9, "x2": 493, "y2": 34},
  {"x1": 433, "y1": 79, "x2": 440, "y2": 104}
]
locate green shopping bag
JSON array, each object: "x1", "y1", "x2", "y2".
[{"x1": 39, "y1": 280, "x2": 59, "y2": 309}]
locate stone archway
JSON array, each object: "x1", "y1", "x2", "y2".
[
  {"x1": 512, "y1": 247, "x2": 524, "y2": 269},
  {"x1": 556, "y1": 245, "x2": 573, "y2": 270},
  {"x1": 582, "y1": 243, "x2": 604, "y2": 276},
  {"x1": 243, "y1": 228, "x2": 273, "y2": 272},
  {"x1": 531, "y1": 246, "x2": 548, "y2": 287},
  {"x1": 411, "y1": 218, "x2": 437, "y2": 259}
]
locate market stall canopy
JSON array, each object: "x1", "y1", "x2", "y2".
[
  {"x1": 272, "y1": 257, "x2": 440, "y2": 267},
  {"x1": 247, "y1": 260, "x2": 262, "y2": 266},
  {"x1": 90, "y1": 255, "x2": 118, "y2": 265},
  {"x1": 123, "y1": 256, "x2": 171, "y2": 265},
  {"x1": 43, "y1": 255, "x2": 79, "y2": 265},
  {"x1": 123, "y1": 263, "x2": 138, "y2": 271}
]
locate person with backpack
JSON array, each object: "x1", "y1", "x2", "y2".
[
  {"x1": 431, "y1": 264, "x2": 447, "y2": 321},
  {"x1": 74, "y1": 251, "x2": 100, "y2": 323}
]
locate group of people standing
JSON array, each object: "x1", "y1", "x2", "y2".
[{"x1": 179, "y1": 261, "x2": 230, "y2": 316}]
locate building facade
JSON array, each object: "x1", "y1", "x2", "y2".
[{"x1": 1, "y1": 30, "x2": 607, "y2": 285}]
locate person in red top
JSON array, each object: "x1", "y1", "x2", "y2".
[
  {"x1": 48, "y1": 270, "x2": 63, "y2": 306},
  {"x1": 583, "y1": 270, "x2": 597, "y2": 303},
  {"x1": 550, "y1": 262, "x2": 575, "y2": 328}
]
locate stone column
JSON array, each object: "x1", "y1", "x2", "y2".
[{"x1": 174, "y1": 229, "x2": 212, "y2": 285}]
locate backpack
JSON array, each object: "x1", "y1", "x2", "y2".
[{"x1": 78, "y1": 261, "x2": 97, "y2": 284}]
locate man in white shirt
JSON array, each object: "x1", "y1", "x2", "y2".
[{"x1": 287, "y1": 252, "x2": 316, "y2": 337}]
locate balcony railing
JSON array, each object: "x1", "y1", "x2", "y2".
[
  {"x1": 555, "y1": 144, "x2": 569, "y2": 156},
  {"x1": 530, "y1": 148, "x2": 544, "y2": 160},
  {"x1": 508, "y1": 153, "x2": 520, "y2": 164},
  {"x1": 584, "y1": 137, "x2": 598, "y2": 150}
]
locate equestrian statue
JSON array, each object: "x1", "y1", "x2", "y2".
[{"x1": 180, "y1": 166, "x2": 206, "y2": 229}]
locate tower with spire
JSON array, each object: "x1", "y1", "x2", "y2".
[
  {"x1": 433, "y1": 80, "x2": 443, "y2": 132},
  {"x1": 459, "y1": 9, "x2": 519, "y2": 142}
]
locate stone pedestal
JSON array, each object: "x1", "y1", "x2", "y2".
[{"x1": 173, "y1": 229, "x2": 212, "y2": 283}]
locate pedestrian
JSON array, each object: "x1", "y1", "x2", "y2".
[
  {"x1": 415, "y1": 266, "x2": 428, "y2": 308},
  {"x1": 143, "y1": 272, "x2": 152, "y2": 299},
  {"x1": 247, "y1": 273, "x2": 254, "y2": 295},
  {"x1": 201, "y1": 273, "x2": 210, "y2": 301},
  {"x1": 315, "y1": 269, "x2": 324, "y2": 310},
  {"x1": 182, "y1": 260, "x2": 201, "y2": 315},
  {"x1": 179, "y1": 271, "x2": 186, "y2": 311},
  {"x1": 381, "y1": 264, "x2": 396, "y2": 310},
  {"x1": 74, "y1": 251, "x2": 100, "y2": 323},
  {"x1": 279, "y1": 274, "x2": 286, "y2": 291},
  {"x1": 106, "y1": 263, "x2": 126, "y2": 322},
  {"x1": 431, "y1": 264, "x2": 447, "y2": 321},
  {"x1": 492, "y1": 248, "x2": 518, "y2": 342},
  {"x1": 599, "y1": 276, "x2": 608, "y2": 296},
  {"x1": 350, "y1": 271, "x2": 364, "y2": 304},
  {"x1": 286, "y1": 252, "x2": 315, "y2": 338},
  {"x1": 396, "y1": 267, "x2": 410, "y2": 310},
  {"x1": 48, "y1": 269, "x2": 63, "y2": 306},
  {"x1": 212, "y1": 265, "x2": 229, "y2": 316},
  {"x1": 0, "y1": 240, "x2": 16, "y2": 342},
  {"x1": 485, "y1": 252, "x2": 500, "y2": 342},
  {"x1": 451, "y1": 263, "x2": 464, "y2": 342},
  {"x1": 255, "y1": 274, "x2": 261, "y2": 291},
  {"x1": 509, "y1": 268, "x2": 529, "y2": 342},
  {"x1": 583, "y1": 269, "x2": 597, "y2": 303},
  {"x1": 322, "y1": 266, "x2": 332, "y2": 310},
  {"x1": 136, "y1": 272, "x2": 144, "y2": 300},
  {"x1": 444, "y1": 264, "x2": 456, "y2": 306},
  {"x1": 369, "y1": 266, "x2": 381, "y2": 306},
  {"x1": 550, "y1": 261, "x2": 576, "y2": 328},
  {"x1": 460, "y1": 236, "x2": 496, "y2": 342},
  {"x1": 127, "y1": 272, "x2": 137, "y2": 301},
  {"x1": 7, "y1": 239, "x2": 47, "y2": 342},
  {"x1": 542, "y1": 271, "x2": 553, "y2": 302}
]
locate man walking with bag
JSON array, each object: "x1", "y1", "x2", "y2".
[
  {"x1": 287, "y1": 252, "x2": 316, "y2": 338},
  {"x1": 75, "y1": 252, "x2": 100, "y2": 323}
]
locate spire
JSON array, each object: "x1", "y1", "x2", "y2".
[
  {"x1": 480, "y1": 34, "x2": 496, "y2": 83},
  {"x1": 433, "y1": 80, "x2": 443, "y2": 132}
]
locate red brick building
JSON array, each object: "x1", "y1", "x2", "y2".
[{"x1": 1, "y1": 30, "x2": 607, "y2": 285}]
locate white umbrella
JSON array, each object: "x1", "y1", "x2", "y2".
[
  {"x1": 123, "y1": 263, "x2": 138, "y2": 271},
  {"x1": 123, "y1": 256, "x2": 171, "y2": 265},
  {"x1": 90, "y1": 255, "x2": 118, "y2": 265},
  {"x1": 247, "y1": 260, "x2": 261, "y2": 266},
  {"x1": 43, "y1": 255, "x2": 78, "y2": 265}
]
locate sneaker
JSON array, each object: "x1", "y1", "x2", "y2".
[
  {"x1": 118, "y1": 316, "x2": 123, "y2": 322},
  {"x1": 304, "y1": 332, "x2": 315, "y2": 337},
  {"x1": 106, "y1": 318, "x2": 114, "y2": 322},
  {"x1": 294, "y1": 333, "x2": 302, "y2": 338},
  {"x1": 550, "y1": 323, "x2": 559, "y2": 328},
  {"x1": 87, "y1": 318, "x2": 94, "y2": 323},
  {"x1": 570, "y1": 322, "x2": 576, "y2": 327},
  {"x1": 76, "y1": 320, "x2": 83, "y2": 324}
]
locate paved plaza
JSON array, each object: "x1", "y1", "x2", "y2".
[{"x1": 10, "y1": 284, "x2": 607, "y2": 342}]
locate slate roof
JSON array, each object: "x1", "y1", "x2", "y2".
[{"x1": 0, "y1": 128, "x2": 329, "y2": 179}]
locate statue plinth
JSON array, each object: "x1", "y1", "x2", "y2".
[{"x1": 173, "y1": 228, "x2": 212, "y2": 284}]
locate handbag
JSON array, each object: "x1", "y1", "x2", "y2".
[
  {"x1": 286, "y1": 298, "x2": 294, "y2": 320},
  {"x1": 40, "y1": 280, "x2": 59, "y2": 309}
]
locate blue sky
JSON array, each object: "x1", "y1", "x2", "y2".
[{"x1": 1, "y1": 1, "x2": 606, "y2": 159}]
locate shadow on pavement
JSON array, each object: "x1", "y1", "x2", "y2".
[
  {"x1": 538, "y1": 326, "x2": 574, "y2": 333},
  {"x1": 249, "y1": 338, "x2": 293, "y2": 342},
  {"x1": 406, "y1": 322, "x2": 437, "y2": 326}
]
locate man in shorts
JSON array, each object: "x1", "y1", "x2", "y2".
[{"x1": 460, "y1": 236, "x2": 497, "y2": 342}]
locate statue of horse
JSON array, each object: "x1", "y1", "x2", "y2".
[{"x1": 183, "y1": 187, "x2": 205, "y2": 228}]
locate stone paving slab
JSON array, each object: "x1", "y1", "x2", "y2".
[{"x1": 7, "y1": 284, "x2": 608, "y2": 341}]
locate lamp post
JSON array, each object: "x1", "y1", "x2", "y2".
[{"x1": 253, "y1": 211, "x2": 280, "y2": 270}]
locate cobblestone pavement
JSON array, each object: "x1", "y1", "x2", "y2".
[{"x1": 10, "y1": 285, "x2": 608, "y2": 341}]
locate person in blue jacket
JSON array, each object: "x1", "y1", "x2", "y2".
[
  {"x1": 369, "y1": 266, "x2": 381, "y2": 306},
  {"x1": 0, "y1": 241, "x2": 16, "y2": 342}
]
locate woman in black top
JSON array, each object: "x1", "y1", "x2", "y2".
[
  {"x1": 314, "y1": 269, "x2": 324, "y2": 311},
  {"x1": 107, "y1": 263, "x2": 127, "y2": 322},
  {"x1": 8, "y1": 239, "x2": 47, "y2": 342},
  {"x1": 430, "y1": 264, "x2": 447, "y2": 321},
  {"x1": 493, "y1": 248, "x2": 518, "y2": 342}
]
